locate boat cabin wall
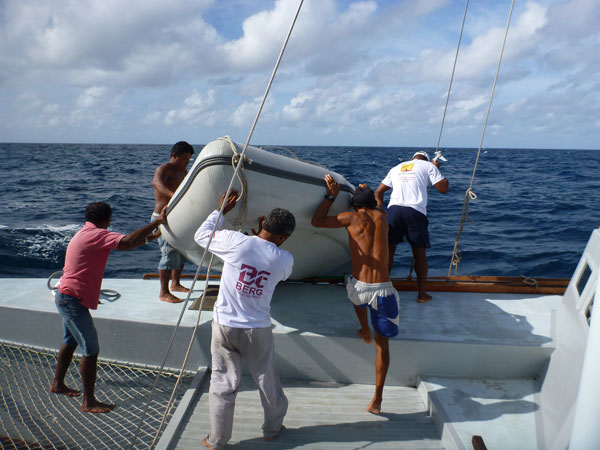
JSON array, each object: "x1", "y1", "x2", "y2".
[{"x1": 537, "y1": 228, "x2": 598, "y2": 449}]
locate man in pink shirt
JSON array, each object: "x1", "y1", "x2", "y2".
[{"x1": 50, "y1": 202, "x2": 166, "y2": 413}]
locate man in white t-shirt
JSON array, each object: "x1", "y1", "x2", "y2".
[
  {"x1": 194, "y1": 191, "x2": 295, "y2": 449},
  {"x1": 375, "y1": 151, "x2": 449, "y2": 303}
]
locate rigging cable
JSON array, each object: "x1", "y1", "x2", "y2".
[
  {"x1": 448, "y1": 0, "x2": 516, "y2": 276},
  {"x1": 403, "y1": 0, "x2": 470, "y2": 281},
  {"x1": 434, "y1": 0, "x2": 469, "y2": 153},
  {"x1": 128, "y1": 1, "x2": 306, "y2": 448}
]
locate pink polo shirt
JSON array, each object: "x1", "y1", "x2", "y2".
[{"x1": 58, "y1": 222, "x2": 125, "y2": 310}]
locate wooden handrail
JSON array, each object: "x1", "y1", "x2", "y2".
[
  {"x1": 472, "y1": 435, "x2": 488, "y2": 450},
  {"x1": 141, "y1": 273, "x2": 569, "y2": 295}
]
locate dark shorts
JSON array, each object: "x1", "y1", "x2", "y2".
[
  {"x1": 387, "y1": 205, "x2": 430, "y2": 248},
  {"x1": 55, "y1": 291, "x2": 99, "y2": 356}
]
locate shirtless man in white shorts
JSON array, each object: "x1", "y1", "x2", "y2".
[{"x1": 312, "y1": 174, "x2": 400, "y2": 415}]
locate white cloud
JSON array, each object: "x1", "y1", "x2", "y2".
[
  {"x1": 0, "y1": 0, "x2": 217, "y2": 86},
  {"x1": 232, "y1": 98, "x2": 262, "y2": 128},
  {"x1": 76, "y1": 86, "x2": 110, "y2": 108},
  {"x1": 165, "y1": 89, "x2": 217, "y2": 125},
  {"x1": 282, "y1": 90, "x2": 317, "y2": 122},
  {"x1": 0, "y1": 0, "x2": 598, "y2": 148}
]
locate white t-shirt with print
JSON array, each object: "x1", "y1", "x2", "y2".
[
  {"x1": 194, "y1": 210, "x2": 294, "y2": 328},
  {"x1": 381, "y1": 159, "x2": 445, "y2": 216}
]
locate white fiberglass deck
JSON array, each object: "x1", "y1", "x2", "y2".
[
  {"x1": 0, "y1": 277, "x2": 562, "y2": 449},
  {"x1": 172, "y1": 375, "x2": 444, "y2": 450},
  {"x1": 0, "y1": 278, "x2": 560, "y2": 384}
]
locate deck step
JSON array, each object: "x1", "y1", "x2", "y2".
[
  {"x1": 417, "y1": 377, "x2": 539, "y2": 450},
  {"x1": 173, "y1": 376, "x2": 444, "y2": 449}
]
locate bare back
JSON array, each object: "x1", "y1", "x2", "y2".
[
  {"x1": 152, "y1": 161, "x2": 188, "y2": 213},
  {"x1": 345, "y1": 208, "x2": 390, "y2": 284}
]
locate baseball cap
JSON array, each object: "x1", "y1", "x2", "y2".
[{"x1": 413, "y1": 151, "x2": 430, "y2": 161}]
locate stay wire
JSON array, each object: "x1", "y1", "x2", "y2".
[
  {"x1": 448, "y1": 0, "x2": 515, "y2": 276},
  {"x1": 435, "y1": 0, "x2": 469, "y2": 153},
  {"x1": 129, "y1": 1, "x2": 306, "y2": 448}
]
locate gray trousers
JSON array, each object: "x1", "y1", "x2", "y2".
[{"x1": 207, "y1": 320, "x2": 288, "y2": 448}]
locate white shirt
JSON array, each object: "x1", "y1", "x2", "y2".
[
  {"x1": 381, "y1": 159, "x2": 445, "y2": 216},
  {"x1": 194, "y1": 210, "x2": 294, "y2": 328}
]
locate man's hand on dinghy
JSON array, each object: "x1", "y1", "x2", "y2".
[
  {"x1": 218, "y1": 190, "x2": 239, "y2": 215},
  {"x1": 117, "y1": 205, "x2": 167, "y2": 250}
]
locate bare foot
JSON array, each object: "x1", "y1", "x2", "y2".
[
  {"x1": 202, "y1": 437, "x2": 217, "y2": 449},
  {"x1": 357, "y1": 327, "x2": 372, "y2": 344},
  {"x1": 170, "y1": 283, "x2": 190, "y2": 293},
  {"x1": 417, "y1": 292, "x2": 433, "y2": 303},
  {"x1": 81, "y1": 400, "x2": 115, "y2": 414},
  {"x1": 49, "y1": 384, "x2": 81, "y2": 397},
  {"x1": 160, "y1": 292, "x2": 183, "y2": 303},
  {"x1": 366, "y1": 399, "x2": 381, "y2": 415},
  {"x1": 264, "y1": 425, "x2": 286, "y2": 441}
]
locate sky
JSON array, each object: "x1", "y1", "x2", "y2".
[{"x1": 0, "y1": 0, "x2": 598, "y2": 149}]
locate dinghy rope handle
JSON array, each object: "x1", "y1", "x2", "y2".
[
  {"x1": 132, "y1": 2, "x2": 307, "y2": 448},
  {"x1": 448, "y1": 0, "x2": 515, "y2": 277},
  {"x1": 46, "y1": 271, "x2": 120, "y2": 301},
  {"x1": 223, "y1": 135, "x2": 250, "y2": 230}
]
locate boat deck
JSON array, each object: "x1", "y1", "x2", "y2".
[
  {"x1": 0, "y1": 277, "x2": 563, "y2": 449},
  {"x1": 172, "y1": 374, "x2": 444, "y2": 450}
]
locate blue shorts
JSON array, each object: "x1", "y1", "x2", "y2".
[
  {"x1": 346, "y1": 277, "x2": 400, "y2": 338},
  {"x1": 158, "y1": 236, "x2": 184, "y2": 270},
  {"x1": 55, "y1": 291, "x2": 99, "y2": 356},
  {"x1": 387, "y1": 205, "x2": 430, "y2": 248},
  {"x1": 359, "y1": 294, "x2": 400, "y2": 338}
]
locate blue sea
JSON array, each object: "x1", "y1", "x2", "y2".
[{"x1": 1, "y1": 142, "x2": 598, "y2": 280}]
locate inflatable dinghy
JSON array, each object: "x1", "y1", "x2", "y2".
[{"x1": 160, "y1": 137, "x2": 355, "y2": 279}]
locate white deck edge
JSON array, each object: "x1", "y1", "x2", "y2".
[{"x1": 155, "y1": 366, "x2": 210, "y2": 450}]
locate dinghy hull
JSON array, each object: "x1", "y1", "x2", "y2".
[{"x1": 161, "y1": 137, "x2": 355, "y2": 279}]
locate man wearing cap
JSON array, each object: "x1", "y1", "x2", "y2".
[
  {"x1": 312, "y1": 175, "x2": 400, "y2": 415},
  {"x1": 375, "y1": 151, "x2": 449, "y2": 303}
]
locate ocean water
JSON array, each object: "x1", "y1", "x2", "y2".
[{"x1": 1, "y1": 142, "x2": 598, "y2": 280}]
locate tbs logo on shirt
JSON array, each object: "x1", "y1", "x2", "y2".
[{"x1": 236, "y1": 264, "x2": 270, "y2": 297}]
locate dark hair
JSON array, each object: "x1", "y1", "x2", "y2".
[
  {"x1": 171, "y1": 141, "x2": 194, "y2": 156},
  {"x1": 85, "y1": 202, "x2": 112, "y2": 226},
  {"x1": 351, "y1": 186, "x2": 377, "y2": 209},
  {"x1": 263, "y1": 208, "x2": 296, "y2": 236}
]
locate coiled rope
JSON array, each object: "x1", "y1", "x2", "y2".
[
  {"x1": 221, "y1": 136, "x2": 250, "y2": 230},
  {"x1": 46, "y1": 271, "x2": 120, "y2": 302},
  {"x1": 130, "y1": 1, "x2": 306, "y2": 448},
  {"x1": 448, "y1": 0, "x2": 515, "y2": 276}
]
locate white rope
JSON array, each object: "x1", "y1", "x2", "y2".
[
  {"x1": 221, "y1": 136, "x2": 249, "y2": 230},
  {"x1": 448, "y1": 0, "x2": 515, "y2": 276},
  {"x1": 47, "y1": 271, "x2": 120, "y2": 301},
  {"x1": 131, "y1": 1, "x2": 306, "y2": 447}
]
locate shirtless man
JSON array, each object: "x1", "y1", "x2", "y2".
[
  {"x1": 312, "y1": 174, "x2": 400, "y2": 415},
  {"x1": 152, "y1": 141, "x2": 194, "y2": 303}
]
